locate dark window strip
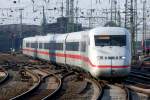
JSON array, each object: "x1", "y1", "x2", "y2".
[
  {"x1": 44, "y1": 43, "x2": 63, "y2": 50},
  {"x1": 66, "y1": 42, "x2": 79, "y2": 51}
]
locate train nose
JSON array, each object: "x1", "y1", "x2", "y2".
[
  {"x1": 90, "y1": 65, "x2": 130, "y2": 78},
  {"x1": 111, "y1": 67, "x2": 130, "y2": 77},
  {"x1": 111, "y1": 69, "x2": 116, "y2": 74}
]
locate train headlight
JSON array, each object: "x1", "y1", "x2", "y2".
[
  {"x1": 121, "y1": 56, "x2": 126, "y2": 59},
  {"x1": 97, "y1": 56, "x2": 103, "y2": 60}
]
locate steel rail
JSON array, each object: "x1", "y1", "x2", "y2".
[
  {"x1": 10, "y1": 68, "x2": 41, "y2": 100},
  {"x1": 0, "y1": 68, "x2": 9, "y2": 84},
  {"x1": 114, "y1": 83, "x2": 132, "y2": 100}
]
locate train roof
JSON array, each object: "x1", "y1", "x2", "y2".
[
  {"x1": 37, "y1": 35, "x2": 54, "y2": 42},
  {"x1": 23, "y1": 27, "x2": 130, "y2": 42},
  {"x1": 90, "y1": 27, "x2": 130, "y2": 35},
  {"x1": 23, "y1": 36, "x2": 36, "y2": 42},
  {"x1": 53, "y1": 34, "x2": 68, "y2": 42}
]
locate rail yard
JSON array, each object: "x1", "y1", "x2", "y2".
[{"x1": 0, "y1": 53, "x2": 149, "y2": 100}]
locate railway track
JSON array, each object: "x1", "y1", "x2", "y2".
[
  {"x1": 52, "y1": 72, "x2": 103, "y2": 100},
  {"x1": 10, "y1": 68, "x2": 40, "y2": 100},
  {"x1": 30, "y1": 60, "x2": 150, "y2": 100},
  {"x1": 39, "y1": 66, "x2": 107, "y2": 100},
  {"x1": 124, "y1": 83, "x2": 150, "y2": 100},
  {"x1": 25, "y1": 63, "x2": 148, "y2": 100},
  {"x1": 89, "y1": 79, "x2": 105, "y2": 100},
  {"x1": 13, "y1": 67, "x2": 62, "y2": 100},
  {"x1": 96, "y1": 81, "x2": 149, "y2": 100},
  {"x1": 130, "y1": 71, "x2": 150, "y2": 80},
  {"x1": 125, "y1": 70, "x2": 150, "y2": 89},
  {"x1": 99, "y1": 82, "x2": 130, "y2": 100},
  {"x1": 124, "y1": 71, "x2": 150, "y2": 97},
  {"x1": 121, "y1": 69, "x2": 150, "y2": 100},
  {"x1": 114, "y1": 83, "x2": 131, "y2": 100},
  {"x1": 0, "y1": 69, "x2": 36, "y2": 100},
  {"x1": 0, "y1": 68, "x2": 9, "y2": 84},
  {"x1": 0, "y1": 53, "x2": 149, "y2": 100}
]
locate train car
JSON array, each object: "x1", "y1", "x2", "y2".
[
  {"x1": 23, "y1": 37, "x2": 37, "y2": 58},
  {"x1": 22, "y1": 27, "x2": 131, "y2": 78}
]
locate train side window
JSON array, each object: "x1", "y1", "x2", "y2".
[
  {"x1": 26, "y1": 43, "x2": 30, "y2": 47},
  {"x1": 88, "y1": 38, "x2": 90, "y2": 45},
  {"x1": 44, "y1": 43, "x2": 49, "y2": 49},
  {"x1": 43, "y1": 43, "x2": 63, "y2": 50},
  {"x1": 49, "y1": 43, "x2": 54, "y2": 50},
  {"x1": 31, "y1": 43, "x2": 33, "y2": 48},
  {"x1": 81, "y1": 42, "x2": 86, "y2": 52},
  {"x1": 55, "y1": 43, "x2": 63, "y2": 50},
  {"x1": 66, "y1": 42, "x2": 79, "y2": 51},
  {"x1": 35, "y1": 43, "x2": 38, "y2": 48},
  {"x1": 49, "y1": 43, "x2": 63, "y2": 50},
  {"x1": 39, "y1": 43, "x2": 43, "y2": 49},
  {"x1": 31, "y1": 43, "x2": 38, "y2": 48}
]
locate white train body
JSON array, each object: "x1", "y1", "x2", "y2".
[{"x1": 22, "y1": 27, "x2": 131, "y2": 78}]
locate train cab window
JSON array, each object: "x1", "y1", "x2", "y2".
[
  {"x1": 111, "y1": 35, "x2": 126, "y2": 46},
  {"x1": 95, "y1": 36, "x2": 110, "y2": 46},
  {"x1": 66, "y1": 42, "x2": 79, "y2": 51},
  {"x1": 95, "y1": 35, "x2": 126, "y2": 46}
]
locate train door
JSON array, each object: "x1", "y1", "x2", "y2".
[
  {"x1": 48, "y1": 36, "x2": 56, "y2": 63},
  {"x1": 64, "y1": 34, "x2": 69, "y2": 65},
  {"x1": 33, "y1": 41, "x2": 38, "y2": 59},
  {"x1": 109, "y1": 56, "x2": 114, "y2": 76},
  {"x1": 65, "y1": 41, "x2": 80, "y2": 66},
  {"x1": 80, "y1": 33, "x2": 89, "y2": 70},
  {"x1": 65, "y1": 33, "x2": 81, "y2": 67},
  {"x1": 51, "y1": 34, "x2": 65, "y2": 64}
]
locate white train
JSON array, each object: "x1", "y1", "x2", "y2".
[{"x1": 22, "y1": 27, "x2": 131, "y2": 78}]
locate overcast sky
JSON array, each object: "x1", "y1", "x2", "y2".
[
  {"x1": 0, "y1": 0, "x2": 150, "y2": 26},
  {"x1": 0, "y1": 0, "x2": 114, "y2": 25},
  {"x1": 0, "y1": 0, "x2": 150, "y2": 39},
  {"x1": 0, "y1": 0, "x2": 148, "y2": 24},
  {"x1": 0, "y1": 0, "x2": 129, "y2": 26}
]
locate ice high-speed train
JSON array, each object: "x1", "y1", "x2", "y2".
[{"x1": 22, "y1": 27, "x2": 131, "y2": 78}]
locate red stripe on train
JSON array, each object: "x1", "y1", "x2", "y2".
[{"x1": 22, "y1": 48, "x2": 129, "y2": 69}]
